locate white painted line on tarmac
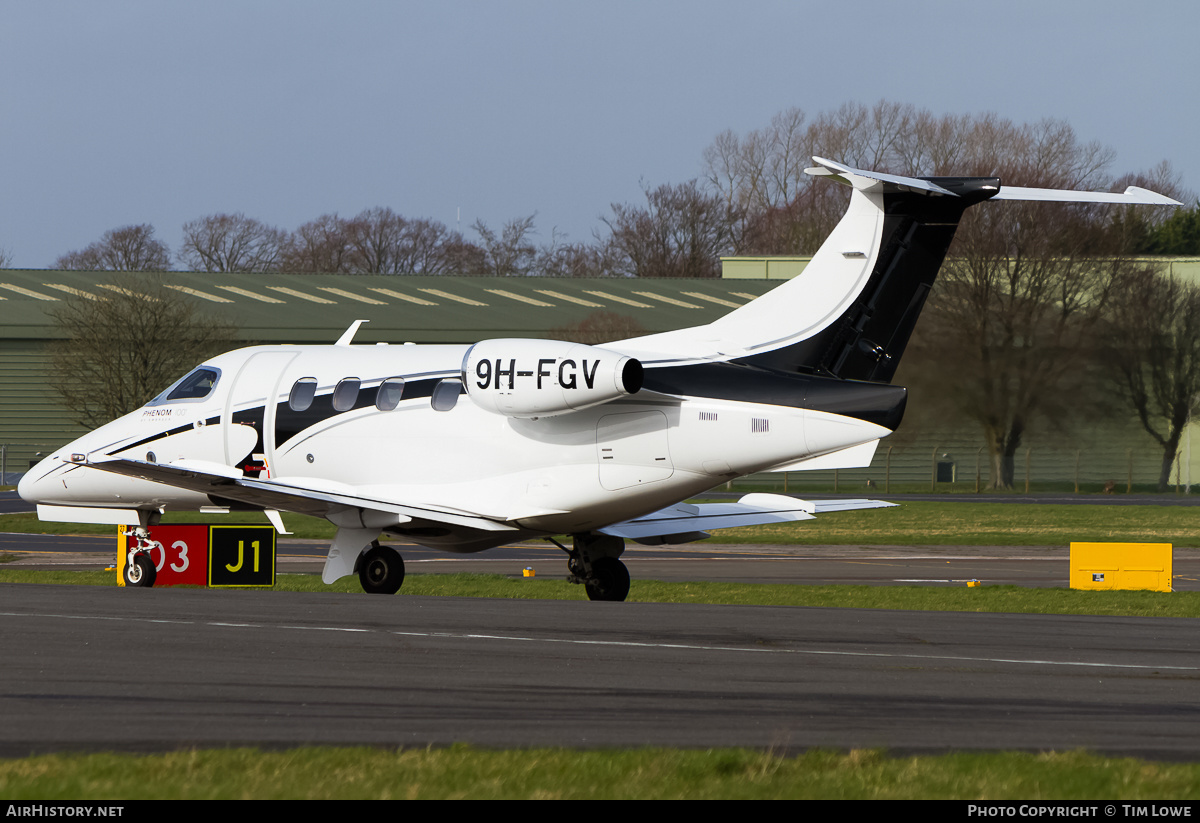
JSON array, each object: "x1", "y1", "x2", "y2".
[{"x1": 3, "y1": 610, "x2": 1196, "y2": 672}]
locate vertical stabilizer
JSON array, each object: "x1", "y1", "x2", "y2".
[
  {"x1": 619, "y1": 157, "x2": 1178, "y2": 386},
  {"x1": 735, "y1": 173, "x2": 1001, "y2": 382}
]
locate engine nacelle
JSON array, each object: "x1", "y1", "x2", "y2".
[{"x1": 462, "y1": 339, "x2": 643, "y2": 418}]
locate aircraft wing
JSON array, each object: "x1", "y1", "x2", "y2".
[
  {"x1": 600, "y1": 492, "x2": 895, "y2": 544},
  {"x1": 82, "y1": 456, "x2": 518, "y2": 533}
]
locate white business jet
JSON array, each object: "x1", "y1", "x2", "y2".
[{"x1": 19, "y1": 158, "x2": 1180, "y2": 599}]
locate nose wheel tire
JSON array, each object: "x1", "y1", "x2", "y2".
[
  {"x1": 585, "y1": 557, "x2": 630, "y2": 602},
  {"x1": 359, "y1": 545, "x2": 405, "y2": 594},
  {"x1": 124, "y1": 554, "x2": 157, "y2": 588}
]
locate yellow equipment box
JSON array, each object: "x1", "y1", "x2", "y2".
[{"x1": 1069, "y1": 542, "x2": 1172, "y2": 592}]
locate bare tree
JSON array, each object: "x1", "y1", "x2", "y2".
[
  {"x1": 703, "y1": 107, "x2": 810, "y2": 216},
  {"x1": 919, "y1": 120, "x2": 1143, "y2": 488},
  {"x1": 178, "y1": 213, "x2": 287, "y2": 272},
  {"x1": 473, "y1": 214, "x2": 538, "y2": 277},
  {"x1": 54, "y1": 224, "x2": 171, "y2": 271},
  {"x1": 603, "y1": 180, "x2": 741, "y2": 278},
  {"x1": 438, "y1": 233, "x2": 489, "y2": 275},
  {"x1": 398, "y1": 217, "x2": 465, "y2": 274},
  {"x1": 0, "y1": 247, "x2": 11, "y2": 268},
  {"x1": 536, "y1": 229, "x2": 619, "y2": 278},
  {"x1": 279, "y1": 213, "x2": 354, "y2": 273},
  {"x1": 1105, "y1": 269, "x2": 1200, "y2": 491},
  {"x1": 286, "y1": 208, "x2": 485, "y2": 275},
  {"x1": 47, "y1": 273, "x2": 237, "y2": 427},
  {"x1": 342, "y1": 207, "x2": 410, "y2": 274}
]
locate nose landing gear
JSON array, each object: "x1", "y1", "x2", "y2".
[{"x1": 121, "y1": 527, "x2": 161, "y2": 587}]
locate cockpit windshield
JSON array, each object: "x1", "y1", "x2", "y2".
[{"x1": 146, "y1": 367, "x2": 221, "y2": 405}]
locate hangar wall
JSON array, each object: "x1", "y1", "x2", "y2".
[
  {"x1": 0, "y1": 269, "x2": 775, "y2": 482},
  {"x1": 2, "y1": 266, "x2": 1194, "y2": 492}
]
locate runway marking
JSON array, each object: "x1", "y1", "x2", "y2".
[
  {"x1": 895, "y1": 579, "x2": 986, "y2": 583},
  {"x1": 387, "y1": 630, "x2": 1200, "y2": 671},
  {"x1": 3, "y1": 610, "x2": 1196, "y2": 672}
]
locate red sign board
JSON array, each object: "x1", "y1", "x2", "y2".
[{"x1": 117, "y1": 524, "x2": 276, "y2": 587}]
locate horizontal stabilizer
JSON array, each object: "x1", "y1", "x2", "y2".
[
  {"x1": 990, "y1": 185, "x2": 1182, "y2": 205},
  {"x1": 805, "y1": 156, "x2": 964, "y2": 195},
  {"x1": 600, "y1": 492, "x2": 895, "y2": 544},
  {"x1": 806, "y1": 498, "x2": 897, "y2": 513},
  {"x1": 808, "y1": 156, "x2": 1182, "y2": 205}
]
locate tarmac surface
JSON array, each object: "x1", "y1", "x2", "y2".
[
  {"x1": 3, "y1": 582, "x2": 1199, "y2": 759},
  {"x1": 4, "y1": 533, "x2": 1198, "y2": 590},
  {"x1": 3, "y1": 489, "x2": 1199, "y2": 758}
]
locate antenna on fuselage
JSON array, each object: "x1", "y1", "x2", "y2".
[{"x1": 336, "y1": 319, "x2": 369, "y2": 346}]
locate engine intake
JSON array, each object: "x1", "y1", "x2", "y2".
[{"x1": 462, "y1": 339, "x2": 643, "y2": 418}]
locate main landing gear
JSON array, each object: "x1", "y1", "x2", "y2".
[
  {"x1": 357, "y1": 542, "x2": 405, "y2": 594},
  {"x1": 561, "y1": 532, "x2": 630, "y2": 602}
]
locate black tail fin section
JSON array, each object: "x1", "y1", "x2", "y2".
[{"x1": 738, "y1": 177, "x2": 1000, "y2": 383}]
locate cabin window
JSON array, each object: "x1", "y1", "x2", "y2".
[
  {"x1": 376, "y1": 378, "x2": 406, "y2": 411},
  {"x1": 289, "y1": 377, "x2": 317, "y2": 412},
  {"x1": 431, "y1": 379, "x2": 462, "y2": 412},
  {"x1": 332, "y1": 377, "x2": 361, "y2": 412},
  {"x1": 147, "y1": 367, "x2": 221, "y2": 405}
]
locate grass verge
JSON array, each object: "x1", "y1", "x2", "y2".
[
  {"x1": 1, "y1": 746, "x2": 1198, "y2": 800},
  {"x1": 2, "y1": 569, "x2": 1197, "y2": 618}
]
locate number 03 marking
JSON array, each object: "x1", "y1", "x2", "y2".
[
  {"x1": 171, "y1": 540, "x2": 189, "y2": 572},
  {"x1": 150, "y1": 540, "x2": 189, "y2": 573}
]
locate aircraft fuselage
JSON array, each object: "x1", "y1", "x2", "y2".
[{"x1": 22, "y1": 341, "x2": 891, "y2": 550}]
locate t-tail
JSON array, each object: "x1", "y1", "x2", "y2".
[{"x1": 622, "y1": 157, "x2": 1181, "y2": 389}]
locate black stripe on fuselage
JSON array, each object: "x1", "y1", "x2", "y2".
[
  {"x1": 109, "y1": 378, "x2": 459, "y2": 466},
  {"x1": 273, "y1": 376, "x2": 450, "y2": 448},
  {"x1": 118, "y1": 415, "x2": 222, "y2": 456}
]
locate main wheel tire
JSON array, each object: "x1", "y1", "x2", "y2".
[
  {"x1": 585, "y1": 557, "x2": 630, "y2": 602},
  {"x1": 124, "y1": 554, "x2": 157, "y2": 588},
  {"x1": 359, "y1": 545, "x2": 405, "y2": 595}
]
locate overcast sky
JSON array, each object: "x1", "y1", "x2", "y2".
[{"x1": 1, "y1": 0, "x2": 1195, "y2": 269}]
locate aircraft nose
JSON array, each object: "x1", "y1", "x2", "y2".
[
  {"x1": 17, "y1": 465, "x2": 43, "y2": 503},
  {"x1": 17, "y1": 454, "x2": 60, "y2": 505}
]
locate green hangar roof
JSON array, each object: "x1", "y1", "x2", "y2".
[{"x1": 0, "y1": 271, "x2": 780, "y2": 344}]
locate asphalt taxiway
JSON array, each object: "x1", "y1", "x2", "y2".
[
  {"x1": 4, "y1": 533, "x2": 1199, "y2": 590},
  {"x1": 3, "y1": 582, "x2": 1199, "y2": 759},
  {"x1": 3, "y1": 489, "x2": 1199, "y2": 758}
]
